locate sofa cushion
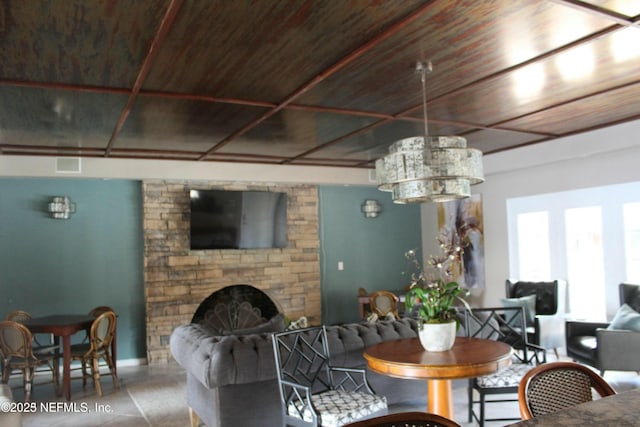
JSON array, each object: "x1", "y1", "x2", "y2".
[
  {"x1": 607, "y1": 304, "x2": 640, "y2": 332},
  {"x1": 221, "y1": 313, "x2": 286, "y2": 336},
  {"x1": 325, "y1": 319, "x2": 419, "y2": 367}
]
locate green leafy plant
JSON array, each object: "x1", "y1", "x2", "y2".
[{"x1": 404, "y1": 227, "x2": 470, "y2": 325}]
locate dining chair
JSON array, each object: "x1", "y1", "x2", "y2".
[
  {"x1": 4, "y1": 310, "x2": 59, "y2": 356},
  {"x1": 272, "y1": 326, "x2": 387, "y2": 427},
  {"x1": 89, "y1": 306, "x2": 116, "y2": 317},
  {"x1": 341, "y1": 411, "x2": 462, "y2": 427},
  {"x1": 518, "y1": 361, "x2": 616, "y2": 420},
  {"x1": 69, "y1": 310, "x2": 119, "y2": 396},
  {"x1": 80, "y1": 306, "x2": 116, "y2": 344},
  {"x1": 368, "y1": 291, "x2": 399, "y2": 320},
  {"x1": 0, "y1": 320, "x2": 60, "y2": 401},
  {"x1": 464, "y1": 307, "x2": 547, "y2": 427}
]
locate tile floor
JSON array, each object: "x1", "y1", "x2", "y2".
[{"x1": 5, "y1": 356, "x2": 640, "y2": 427}]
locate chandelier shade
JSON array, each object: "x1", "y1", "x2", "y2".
[{"x1": 375, "y1": 62, "x2": 484, "y2": 203}]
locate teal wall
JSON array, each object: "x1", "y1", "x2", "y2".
[
  {"x1": 319, "y1": 186, "x2": 422, "y2": 325},
  {"x1": 0, "y1": 178, "x2": 145, "y2": 360}
]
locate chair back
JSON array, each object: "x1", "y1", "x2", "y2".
[
  {"x1": 273, "y1": 327, "x2": 332, "y2": 393},
  {"x1": 464, "y1": 307, "x2": 535, "y2": 363},
  {"x1": 518, "y1": 361, "x2": 616, "y2": 420},
  {"x1": 5, "y1": 310, "x2": 32, "y2": 323},
  {"x1": 89, "y1": 311, "x2": 117, "y2": 353},
  {"x1": 619, "y1": 283, "x2": 640, "y2": 311},
  {"x1": 369, "y1": 291, "x2": 399, "y2": 319},
  {"x1": 89, "y1": 306, "x2": 115, "y2": 317},
  {"x1": 0, "y1": 320, "x2": 35, "y2": 361},
  {"x1": 505, "y1": 280, "x2": 566, "y2": 316},
  {"x1": 342, "y1": 411, "x2": 461, "y2": 427}
]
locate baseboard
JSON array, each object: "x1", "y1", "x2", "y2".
[{"x1": 116, "y1": 358, "x2": 148, "y2": 367}]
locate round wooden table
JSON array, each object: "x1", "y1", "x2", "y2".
[{"x1": 364, "y1": 337, "x2": 512, "y2": 419}]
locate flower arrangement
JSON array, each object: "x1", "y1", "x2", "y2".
[{"x1": 404, "y1": 227, "x2": 470, "y2": 325}]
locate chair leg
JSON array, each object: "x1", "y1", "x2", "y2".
[
  {"x1": 105, "y1": 352, "x2": 120, "y2": 389},
  {"x1": 51, "y1": 359, "x2": 61, "y2": 396},
  {"x1": 479, "y1": 393, "x2": 486, "y2": 427},
  {"x1": 91, "y1": 357, "x2": 102, "y2": 397},
  {"x1": 24, "y1": 368, "x2": 34, "y2": 402},
  {"x1": 1, "y1": 363, "x2": 10, "y2": 383},
  {"x1": 81, "y1": 361, "x2": 88, "y2": 388},
  {"x1": 467, "y1": 383, "x2": 473, "y2": 423}
]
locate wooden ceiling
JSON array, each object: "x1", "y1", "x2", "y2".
[{"x1": 1, "y1": 0, "x2": 639, "y2": 169}]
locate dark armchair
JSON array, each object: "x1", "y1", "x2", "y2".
[
  {"x1": 565, "y1": 283, "x2": 640, "y2": 374},
  {"x1": 505, "y1": 279, "x2": 567, "y2": 356}
]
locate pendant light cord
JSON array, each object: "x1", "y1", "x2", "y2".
[{"x1": 417, "y1": 61, "x2": 433, "y2": 139}]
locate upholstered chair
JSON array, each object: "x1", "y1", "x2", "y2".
[
  {"x1": 565, "y1": 283, "x2": 640, "y2": 374},
  {"x1": 504, "y1": 279, "x2": 567, "y2": 357}
]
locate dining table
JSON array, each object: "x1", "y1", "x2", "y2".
[
  {"x1": 364, "y1": 336, "x2": 512, "y2": 419},
  {"x1": 24, "y1": 314, "x2": 117, "y2": 401},
  {"x1": 506, "y1": 387, "x2": 640, "y2": 426}
]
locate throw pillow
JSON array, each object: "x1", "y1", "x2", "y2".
[
  {"x1": 286, "y1": 316, "x2": 308, "y2": 331},
  {"x1": 500, "y1": 294, "x2": 537, "y2": 326},
  {"x1": 607, "y1": 304, "x2": 640, "y2": 331}
]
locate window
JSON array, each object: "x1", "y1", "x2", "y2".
[
  {"x1": 565, "y1": 207, "x2": 605, "y2": 320},
  {"x1": 623, "y1": 202, "x2": 640, "y2": 283},
  {"x1": 516, "y1": 212, "x2": 550, "y2": 280},
  {"x1": 507, "y1": 181, "x2": 640, "y2": 320}
]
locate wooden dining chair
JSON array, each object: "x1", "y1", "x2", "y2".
[
  {"x1": 518, "y1": 361, "x2": 616, "y2": 420},
  {"x1": 69, "y1": 310, "x2": 119, "y2": 396},
  {"x1": 89, "y1": 306, "x2": 116, "y2": 317},
  {"x1": 369, "y1": 291, "x2": 400, "y2": 320},
  {"x1": 0, "y1": 320, "x2": 60, "y2": 401},
  {"x1": 342, "y1": 411, "x2": 462, "y2": 427},
  {"x1": 5, "y1": 310, "x2": 58, "y2": 356}
]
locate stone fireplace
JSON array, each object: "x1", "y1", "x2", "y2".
[{"x1": 143, "y1": 180, "x2": 320, "y2": 364}]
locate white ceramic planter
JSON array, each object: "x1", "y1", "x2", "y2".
[{"x1": 418, "y1": 321, "x2": 456, "y2": 351}]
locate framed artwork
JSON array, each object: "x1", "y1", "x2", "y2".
[{"x1": 437, "y1": 194, "x2": 485, "y2": 289}]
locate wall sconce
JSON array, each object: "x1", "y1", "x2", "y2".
[
  {"x1": 361, "y1": 199, "x2": 382, "y2": 218},
  {"x1": 48, "y1": 196, "x2": 76, "y2": 219}
]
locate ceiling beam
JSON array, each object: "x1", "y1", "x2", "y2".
[{"x1": 104, "y1": 0, "x2": 185, "y2": 157}]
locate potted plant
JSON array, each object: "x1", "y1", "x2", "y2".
[{"x1": 404, "y1": 227, "x2": 470, "y2": 351}]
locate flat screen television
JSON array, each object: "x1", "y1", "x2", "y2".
[{"x1": 189, "y1": 189, "x2": 288, "y2": 250}]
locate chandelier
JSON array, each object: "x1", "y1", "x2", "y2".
[{"x1": 375, "y1": 62, "x2": 484, "y2": 203}]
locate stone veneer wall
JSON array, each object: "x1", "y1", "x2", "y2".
[{"x1": 143, "y1": 180, "x2": 320, "y2": 364}]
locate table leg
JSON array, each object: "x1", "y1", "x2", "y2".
[
  {"x1": 61, "y1": 335, "x2": 71, "y2": 401},
  {"x1": 427, "y1": 379, "x2": 454, "y2": 419}
]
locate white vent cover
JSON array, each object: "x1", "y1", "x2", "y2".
[
  {"x1": 368, "y1": 168, "x2": 377, "y2": 183},
  {"x1": 56, "y1": 157, "x2": 81, "y2": 174}
]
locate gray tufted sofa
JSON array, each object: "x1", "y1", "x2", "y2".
[{"x1": 170, "y1": 318, "x2": 428, "y2": 427}]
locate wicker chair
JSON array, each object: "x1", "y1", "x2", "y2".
[
  {"x1": 5, "y1": 310, "x2": 58, "y2": 356},
  {"x1": 369, "y1": 291, "x2": 400, "y2": 320},
  {"x1": 69, "y1": 310, "x2": 119, "y2": 396},
  {"x1": 342, "y1": 411, "x2": 461, "y2": 427},
  {"x1": 0, "y1": 320, "x2": 60, "y2": 401},
  {"x1": 272, "y1": 326, "x2": 387, "y2": 426},
  {"x1": 518, "y1": 361, "x2": 616, "y2": 420}
]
